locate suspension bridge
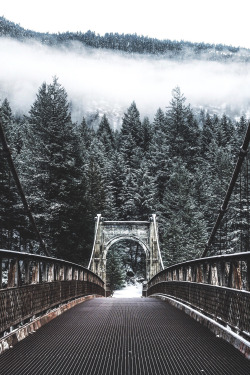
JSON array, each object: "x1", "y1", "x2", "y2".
[{"x1": 0, "y1": 120, "x2": 250, "y2": 374}]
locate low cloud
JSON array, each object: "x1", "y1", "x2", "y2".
[{"x1": 1, "y1": 37, "x2": 250, "y2": 127}]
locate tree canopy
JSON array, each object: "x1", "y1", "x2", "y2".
[{"x1": 0, "y1": 80, "x2": 249, "y2": 270}]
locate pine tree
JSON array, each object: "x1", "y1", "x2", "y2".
[
  {"x1": 24, "y1": 77, "x2": 85, "y2": 260},
  {"x1": 140, "y1": 116, "x2": 153, "y2": 154},
  {"x1": 165, "y1": 87, "x2": 189, "y2": 159},
  {"x1": 161, "y1": 160, "x2": 207, "y2": 265},
  {"x1": 106, "y1": 248, "x2": 126, "y2": 294},
  {"x1": 201, "y1": 112, "x2": 215, "y2": 153},
  {"x1": 120, "y1": 132, "x2": 141, "y2": 170},
  {"x1": 106, "y1": 151, "x2": 126, "y2": 217},
  {"x1": 97, "y1": 114, "x2": 115, "y2": 154},
  {"x1": 78, "y1": 116, "x2": 94, "y2": 151},
  {"x1": 120, "y1": 101, "x2": 142, "y2": 148},
  {"x1": 119, "y1": 168, "x2": 137, "y2": 220},
  {"x1": 133, "y1": 160, "x2": 157, "y2": 220},
  {"x1": 219, "y1": 114, "x2": 236, "y2": 147},
  {"x1": 149, "y1": 108, "x2": 170, "y2": 203},
  {"x1": 166, "y1": 87, "x2": 201, "y2": 168},
  {"x1": 0, "y1": 99, "x2": 27, "y2": 250}
]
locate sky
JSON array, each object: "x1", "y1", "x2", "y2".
[{"x1": 1, "y1": 0, "x2": 250, "y2": 48}]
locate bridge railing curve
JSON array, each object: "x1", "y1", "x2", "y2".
[
  {"x1": 146, "y1": 252, "x2": 250, "y2": 341},
  {"x1": 0, "y1": 249, "x2": 105, "y2": 335}
]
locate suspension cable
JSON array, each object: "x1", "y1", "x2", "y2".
[
  {"x1": 0, "y1": 119, "x2": 50, "y2": 256},
  {"x1": 202, "y1": 121, "x2": 250, "y2": 257}
]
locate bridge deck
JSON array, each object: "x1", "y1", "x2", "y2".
[{"x1": 0, "y1": 297, "x2": 249, "y2": 375}]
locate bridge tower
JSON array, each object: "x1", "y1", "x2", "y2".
[{"x1": 88, "y1": 214, "x2": 164, "y2": 286}]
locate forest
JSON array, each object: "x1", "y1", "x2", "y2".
[
  {"x1": 0, "y1": 78, "x2": 249, "y2": 282},
  {"x1": 0, "y1": 16, "x2": 249, "y2": 62}
]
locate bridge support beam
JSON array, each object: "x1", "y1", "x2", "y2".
[{"x1": 88, "y1": 214, "x2": 164, "y2": 289}]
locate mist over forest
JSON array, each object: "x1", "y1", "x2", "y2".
[{"x1": 1, "y1": 17, "x2": 250, "y2": 127}]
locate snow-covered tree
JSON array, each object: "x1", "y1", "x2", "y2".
[{"x1": 23, "y1": 78, "x2": 85, "y2": 260}]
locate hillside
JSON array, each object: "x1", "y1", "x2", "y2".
[{"x1": 1, "y1": 16, "x2": 250, "y2": 62}]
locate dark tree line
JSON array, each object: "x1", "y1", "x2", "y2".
[
  {"x1": 0, "y1": 79, "x2": 249, "y2": 267},
  {"x1": 0, "y1": 16, "x2": 248, "y2": 62}
]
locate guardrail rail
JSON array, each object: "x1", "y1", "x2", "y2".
[
  {"x1": 0, "y1": 249, "x2": 105, "y2": 335},
  {"x1": 147, "y1": 252, "x2": 250, "y2": 340}
]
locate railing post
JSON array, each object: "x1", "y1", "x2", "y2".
[
  {"x1": 196, "y1": 264, "x2": 203, "y2": 283},
  {"x1": 31, "y1": 261, "x2": 39, "y2": 284},
  {"x1": 173, "y1": 269, "x2": 177, "y2": 281},
  {"x1": 8, "y1": 258, "x2": 18, "y2": 288},
  {"x1": 73, "y1": 268, "x2": 79, "y2": 280},
  {"x1": 218, "y1": 261, "x2": 225, "y2": 286},
  {"x1": 48, "y1": 263, "x2": 54, "y2": 282},
  {"x1": 79, "y1": 270, "x2": 84, "y2": 281},
  {"x1": 24, "y1": 261, "x2": 30, "y2": 284},
  {"x1": 232, "y1": 261, "x2": 242, "y2": 289},
  {"x1": 40, "y1": 262, "x2": 47, "y2": 282},
  {"x1": 179, "y1": 267, "x2": 183, "y2": 281},
  {"x1": 39, "y1": 262, "x2": 42, "y2": 283},
  {"x1": 66, "y1": 266, "x2": 72, "y2": 281},
  {"x1": 54, "y1": 264, "x2": 59, "y2": 281},
  {"x1": 211, "y1": 263, "x2": 219, "y2": 286},
  {"x1": 59, "y1": 265, "x2": 65, "y2": 281},
  {"x1": 247, "y1": 260, "x2": 250, "y2": 291},
  {"x1": 0, "y1": 258, "x2": 2, "y2": 289},
  {"x1": 0, "y1": 249, "x2": 105, "y2": 337},
  {"x1": 207, "y1": 263, "x2": 212, "y2": 284}
]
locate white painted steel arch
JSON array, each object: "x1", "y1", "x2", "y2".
[
  {"x1": 88, "y1": 214, "x2": 164, "y2": 288},
  {"x1": 104, "y1": 235, "x2": 150, "y2": 257}
]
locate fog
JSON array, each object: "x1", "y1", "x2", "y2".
[{"x1": 1, "y1": 37, "x2": 250, "y2": 127}]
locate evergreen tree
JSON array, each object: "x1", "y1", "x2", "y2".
[
  {"x1": 107, "y1": 151, "x2": 126, "y2": 217},
  {"x1": 120, "y1": 132, "x2": 141, "y2": 170},
  {"x1": 161, "y1": 160, "x2": 207, "y2": 265},
  {"x1": 0, "y1": 99, "x2": 28, "y2": 250},
  {"x1": 140, "y1": 116, "x2": 153, "y2": 154},
  {"x1": 149, "y1": 108, "x2": 170, "y2": 203},
  {"x1": 78, "y1": 116, "x2": 94, "y2": 151},
  {"x1": 166, "y1": 87, "x2": 201, "y2": 168},
  {"x1": 120, "y1": 101, "x2": 142, "y2": 148},
  {"x1": 119, "y1": 168, "x2": 137, "y2": 220},
  {"x1": 25, "y1": 78, "x2": 85, "y2": 260},
  {"x1": 97, "y1": 114, "x2": 115, "y2": 154},
  {"x1": 165, "y1": 87, "x2": 189, "y2": 159},
  {"x1": 106, "y1": 247, "x2": 126, "y2": 294},
  {"x1": 0, "y1": 81, "x2": 248, "y2": 267},
  {"x1": 201, "y1": 112, "x2": 215, "y2": 153},
  {"x1": 236, "y1": 116, "x2": 248, "y2": 149},
  {"x1": 133, "y1": 160, "x2": 157, "y2": 220},
  {"x1": 219, "y1": 114, "x2": 236, "y2": 148}
]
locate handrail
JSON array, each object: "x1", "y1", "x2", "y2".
[
  {"x1": 148, "y1": 251, "x2": 250, "y2": 291},
  {"x1": 0, "y1": 249, "x2": 105, "y2": 335},
  {"x1": 146, "y1": 251, "x2": 250, "y2": 342},
  {"x1": 0, "y1": 248, "x2": 104, "y2": 286}
]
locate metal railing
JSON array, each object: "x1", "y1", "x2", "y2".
[
  {"x1": 0, "y1": 249, "x2": 105, "y2": 334},
  {"x1": 146, "y1": 252, "x2": 250, "y2": 339}
]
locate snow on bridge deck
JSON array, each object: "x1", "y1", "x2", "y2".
[{"x1": 0, "y1": 297, "x2": 249, "y2": 375}]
